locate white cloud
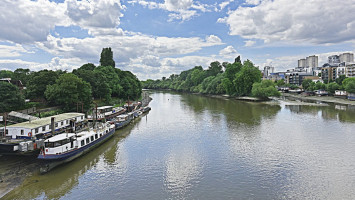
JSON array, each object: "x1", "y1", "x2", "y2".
[
  {"x1": 0, "y1": 44, "x2": 34, "y2": 57},
  {"x1": 218, "y1": 0, "x2": 234, "y2": 11},
  {"x1": 244, "y1": 40, "x2": 256, "y2": 47},
  {"x1": 127, "y1": 0, "x2": 212, "y2": 21},
  {"x1": 219, "y1": 0, "x2": 355, "y2": 45},
  {"x1": 219, "y1": 45, "x2": 238, "y2": 58},
  {"x1": 66, "y1": 0, "x2": 124, "y2": 34},
  {"x1": 0, "y1": 0, "x2": 68, "y2": 43},
  {"x1": 244, "y1": 0, "x2": 261, "y2": 5}
]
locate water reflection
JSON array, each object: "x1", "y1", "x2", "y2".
[
  {"x1": 164, "y1": 147, "x2": 202, "y2": 198},
  {"x1": 181, "y1": 94, "x2": 281, "y2": 126},
  {"x1": 285, "y1": 104, "x2": 355, "y2": 123},
  {"x1": 3, "y1": 120, "x2": 138, "y2": 200}
]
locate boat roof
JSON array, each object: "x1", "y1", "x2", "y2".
[
  {"x1": 97, "y1": 106, "x2": 113, "y2": 110},
  {"x1": 46, "y1": 133, "x2": 76, "y2": 142},
  {"x1": 7, "y1": 113, "x2": 85, "y2": 129}
]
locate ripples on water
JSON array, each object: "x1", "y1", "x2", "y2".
[{"x1": 4, "y1": 91, "x2": 355, "y2": 199}]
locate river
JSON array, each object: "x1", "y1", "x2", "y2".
[{"x1": 2, "y1": 91, "x2": 355, "y2": 199}]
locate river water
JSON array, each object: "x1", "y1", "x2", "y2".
[{"x1": 3, "y1": 91, "x2": 355, "y2": 199}]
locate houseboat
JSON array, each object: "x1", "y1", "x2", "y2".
[
  {"x1": 0, "y1": 113, "x2": 86, "y2": 155},
  {"x1": 87, "y1": 106, "x2": 126, "y2": 121},
  {"x1": 38, "y1": 122, "x2": 115, "y2": 173},
  {"x1": 111, "y1": 114, "x2": 133, "y2": 130}
]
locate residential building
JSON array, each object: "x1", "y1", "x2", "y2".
[
  {"x1": 263, "y1": 66, "x2": 274, "y2": 78},
  {"x1": 306, "y1": 55, "x2": 318, "y2": 68},
  {"x1": 0, "y1": 78, "x2": 25, "y2": 90},
  {"x1": 321, "y1": 64, "x2": 337, "y2": 83},
  {"x1": 339, "y1": 53, "x2": 354, "y2": 63},
  {"x1": 285, "y1": 72, "x2": 313, "y2": 85},
  {"x1": 346, "y1": 63, "x2": 355, "y2": 77},
  {"x1": 328, "y1": 55, "x2": 340, "y2": 64},
  {"x1": 298, "y1": 59, "x2": 306, "y2": 68}
]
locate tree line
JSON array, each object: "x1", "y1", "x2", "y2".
[
  {"x1": 142, "y1": 56, "x2": 280, "y2": 99},
  {"x1": 0, "y1": 48, "x2": 142, "y2": 113},
  {"x1": 300, "y1": 75, "x2": 355, "y2": 94}
]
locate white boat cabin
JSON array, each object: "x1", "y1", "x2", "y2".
[{"x1": 5, "y1": 113, "x2": 85, "y2": 139}]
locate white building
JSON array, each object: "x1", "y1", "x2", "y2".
[
  {"x1": 263, "y1": 66, "x2": 274, "y2": 78},
  {"x1": 306, "y1": 55, "x2": 318, "y2": 68},
  {"x1": 346, "y1": 63, "x2": 355, "y2": 77},
  {"x1": 298, "y1": 59, "x2": 306, "y2": 68},
  {"x1": 340, "y1": 53, "x2": 354, "y2": 63}
]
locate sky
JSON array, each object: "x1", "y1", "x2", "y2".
[{"x1": 1, "y1": 0, "x2": 355, "y2": 80}]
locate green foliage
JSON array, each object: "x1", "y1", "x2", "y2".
[
  {"x1": 222, "y1": 78, "x2": 235, "y2": 95},
  {"x1": 302, "y1": 79, "x2": 313, "y2": 90},
  {"x1": 335, "y1": 75, "x2": 346, "y2": 85},
  {"x1": 26, "y1": 70, "x2": 59, "y2": 99},
  {"x1": 233, "y1": 61, "x2": 261, "y2": 96},
  {"x1": 252, "y1": 80, "x2": 280, "y2": 100},
  {"x1": 0, "y1": 82, "x2": 25, "y2": 113},
  {"x1": 100, "y1": 47, "x2": 115, "y2": 67},
  {"x1": 276, "y1": 79, "x2": 285, "y2": 87},
  {"x1": 0, "y1": 70, "x2": 14, "y2": 79},
  {"x1": 343, "y1": 78, "x2": 355, "y2": 94},
  {"x1": 315, "y1": 81, "x2": 326, "y2": 90},
  {"x1": 326, "y1": 82, "x2": 340, "y2": 94},
  {"x1": 45, "y1": 73, "x2": 92, "y2": 111},
  {"x1": 13, "y1": 68, "x2": 31, "y2": 85}
]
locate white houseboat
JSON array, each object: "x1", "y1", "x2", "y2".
[
  {"x1": 87, "y1": 106, "x2": 126, "y2": 121},
  {"x1": 0, "y1": 113, "x2": 86, "y2": 155},
  {"x1": 38, "y1": 122, "x2": 115, "y2": 173}
]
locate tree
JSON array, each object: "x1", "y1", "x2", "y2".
[
  {"x1": 234, "y1": 61, "x2": 261, "y2": 96},
  {"x1": 302, "y1": 79, "x2": 313, "y2": 91},
  {"x1": 315, "y1": 81, "x2": 326, "y2": 90},
  {"x1": 26, "y1": 70, "x2": 59, "y2": 99},
  {"x1": 222, "y1": 78, "x2": 235, "y2": 95},
  {"x1": 0, "y1": 70, "x2": 14, "y2": 79},
  {"x1": 343, "y1": 78, "x2": 355, "y2": 94},
  {"x1": 251, "y1": 80, "x2": 280, "y2": 100},
  {"x1": 45, "y1": 73, "x2": 92, "y2": 111},
  {"x1": 13, "y1": 68, "x2": 31, "y2": 85},
  {"x1": 0, "y1": 82, "x2": 25, "y2": 113},
  {"x1": 335, "y1": 75, "x2": 346, "y2": 85},
  {"x1": 206, "y1": 61, "x2": 223, "y2": 77},
  {"x1": 276, "y1": 79, "x2": 285, "y2": 87},
  {"x1": 326, "y1": 82, "x2": 340, "y2": 94},
  {"x1": 100, "y1": 47, "x2": 115, "y2": 67}
]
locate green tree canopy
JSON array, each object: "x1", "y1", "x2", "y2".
[
  {"x1": 326, "y1": 82, "x2": 340, "y2": 94},
  {"x1": 234, "y1": 61, "x2": 261, "y2": 96},
  {"x1": 0, "y1": 82, "x2": 25, "y2": 113},
  {"x1": 251, "y1": 80, "x2": 280, "y2": 100},
  {"x1": 343, "y1": 78, "x2": 355, "y2": 94},
  {"x1": 45, "y1": 73, "x2": 92, "y2": 111},
  {"x1": 26, "y1": 70, "x2": 59, "y2": 99},
  {"x1": 100, "y1": 47, "x2": 115, "y2": 67}
]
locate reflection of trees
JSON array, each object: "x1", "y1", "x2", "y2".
[
  {"x1": 4, "y1": 125, "x2": 135, "y2": 200},
  {"x1": 285, "y1": 105, "x2": 355, "y2": 123},
  {"x1": 181, "y1": 94, "x2": 281, "y2": 126}
]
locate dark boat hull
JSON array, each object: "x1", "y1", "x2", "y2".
[{"x1": 38, "y1": 128, "x2": 115, "y2": 173}]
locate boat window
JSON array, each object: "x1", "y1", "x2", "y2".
[
  {"x1": 91, "y1": 136, "x2": 94, "y2": 141},
  {"x1": 21, "y1": 130, "x2": 24, "y2": 135},
  {"x1": 42, "y1": 126, "x2": 45, "y2": 131},
  {"x1": 35, "y1": 128, "x2": 38, "y2": 133},
  {"x1": 86, "y1": 138, "x2": 90, "y2": 144},
  {"x1": 81, "y1": 140, "x2": 85, "y2": 146},
  {"x1": 61, "y1": 121, "x2": 64, "y2": 126},
  {"x1": 95, "y1": 134, "x2": 98, "y2": 139},
  {"x1": 55, "y1": 123, "x2": 58, "y2": 127},
  {"x1": 54, "y1": 141, "x2": 61, "y2": 147},
  {"x1": 100, "y1": 134, "x2": 102, "y2": 137},
  {"x1": 45, "y1": 142, "x2": 54, "y2": 148}
]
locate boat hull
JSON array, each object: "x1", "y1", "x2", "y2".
[{"x1": 38, "y1": 128, "x2": 115, "y2": 173}]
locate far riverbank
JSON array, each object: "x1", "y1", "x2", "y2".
[{"x1": 281, "y1": 93, "x2": 355, "y2": 106}]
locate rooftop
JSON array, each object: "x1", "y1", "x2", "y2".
[
  {"x1": 46, "y1": 133, "x2": 76, "y2": 142},
  {"x1": 7, "y1": 112, "x2": 85, "y2": 129}
]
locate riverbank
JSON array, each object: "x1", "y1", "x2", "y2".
[{"x1": 282, "y1": 93, "x2": 355, "y2": 106}]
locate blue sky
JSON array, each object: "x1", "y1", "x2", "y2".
[{"x1": 0, "y1": 0, "x2": 355, "y2": 80}]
